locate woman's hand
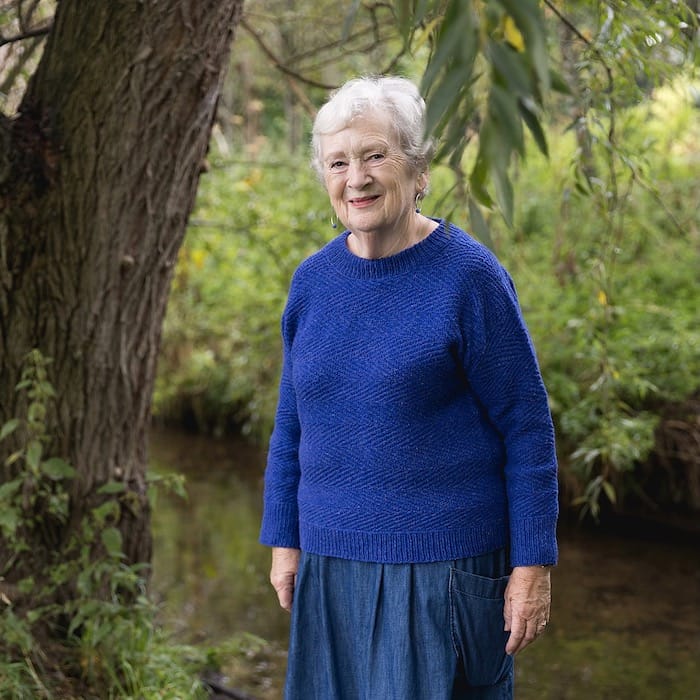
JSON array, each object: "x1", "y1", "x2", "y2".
[
  {"x1": 270, "y1": 547, "x2": 301, "y2": 613},
  {"x1": 503, "y1": 565, "x2": 551, "y2": 655}
]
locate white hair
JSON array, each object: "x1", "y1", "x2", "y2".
[{"x1": 311, "y1": 75, "x2": 436, "y2": 178}]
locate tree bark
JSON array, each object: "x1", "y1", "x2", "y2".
[{"x1": 0, "y1": 0, "x2": 243, "y2": 578}]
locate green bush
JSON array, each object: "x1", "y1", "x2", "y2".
[
  {"x1": 156, "y1": 79, "x2": 699, "y2": 517},
  {"x1": 155, "y1": 155, "x2": 334, "y2": 440},
  {"x1": 493, "y1": 80, "x2": 700, "y2": 517}
]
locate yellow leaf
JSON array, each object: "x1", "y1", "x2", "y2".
[
  {"x1": 597, "y1": 290, "x2": 608, "y2": 306},
  {"x1": 504, "y1": 15, "x2": 525, "y2": 52},
  {"x1": 191, "y1": 249, "x2": 206, "y2": 270}
]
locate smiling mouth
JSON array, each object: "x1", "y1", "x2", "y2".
[{"x1": 348, "y1": 195, "x2": 380, "y2": 207}]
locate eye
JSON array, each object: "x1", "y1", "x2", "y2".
[
  {"x1": 367, "y1": 152, "x2": 385, "y2": 163},
  {"x1": 329, "y1": 160, "x2": 347, "y2": 171}
]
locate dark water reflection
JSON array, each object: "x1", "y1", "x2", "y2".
[{"x1": 149, "y1": 428, "x2": 700, "y2": 699}]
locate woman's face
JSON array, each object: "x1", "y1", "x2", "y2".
[{"x1": 319, "y1": 112, "x2": 423, "y2": 238}]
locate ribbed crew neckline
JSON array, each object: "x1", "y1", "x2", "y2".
[{"x1": 324, "y1": 218, "x2": 450, "y2": 280}]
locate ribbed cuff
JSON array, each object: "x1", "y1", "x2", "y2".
[
  {"x1": 259, "y1": 500, "x2": 300, "y2": 549},
  {"x1": 509, "y1": 515, "x2": 558, "y2": 567}
]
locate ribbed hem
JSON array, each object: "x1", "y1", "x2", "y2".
[
  {"x1": 299, "y1": 519, "x2": 508, "y2": 564},
  {"x1": 509, "y1": 515, "x2": 559, "y2": 567},
  {"x1": 324, "y1": 219, "x2": 452, "y2": 280},
  {"x1": 259, "y1": 500, "x2": 300, "y2": 549}
]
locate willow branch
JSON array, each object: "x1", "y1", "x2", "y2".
[
  {"x1": 544, "y1": 0, "x2": 615, "y2": 146},
  {"x1": 544, "y1": 0, "x2": 613, "y2": 90}
]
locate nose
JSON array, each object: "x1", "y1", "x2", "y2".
[{"x1": 347, "y1": 158, "x2": 371, "y2": 189}]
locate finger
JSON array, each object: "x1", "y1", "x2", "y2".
[
  {"x1": 275, "y1": 583, "x2": 294, "y2": 612},
  {"x1": 508, "y1": 616, "x2": 546, "y2": 656},
  {"x1": 503, "y1": 597, "x2": 512, "y2": 632},
  {"x1": 505, "y1": 617, "x2": 526, "y2": 655}
]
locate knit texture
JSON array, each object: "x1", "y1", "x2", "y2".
[{"x1": 260, "y1": 220, "x2": 559, "y2": 567}]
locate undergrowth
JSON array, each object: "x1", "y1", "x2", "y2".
[{"x1": 0, "y1": 351, "x2": 214, "y2": 700}]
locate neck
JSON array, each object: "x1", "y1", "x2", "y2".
[{"x1": 347, "y1": 213, "x2": 437, "y2": 260}]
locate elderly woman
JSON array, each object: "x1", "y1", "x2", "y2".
[{"x1": 260, "y1": 75, "x2": 558, "y2": 699}]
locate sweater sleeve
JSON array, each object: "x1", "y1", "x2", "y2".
[
  {"x1": 462, "y1": 258, "x2": 559, "y2": 567},
  {"x1": 259, "y1": 302, "x2": 302, "y2": 549}
]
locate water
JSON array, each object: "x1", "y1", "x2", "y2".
[{"x1": 149, "y1": 428, "x2": 700, "y2": 699}]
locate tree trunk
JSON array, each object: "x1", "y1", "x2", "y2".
[{"x1": 0, "y1": 0, "x2": 243, "y2": 581}]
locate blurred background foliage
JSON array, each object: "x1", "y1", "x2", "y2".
[
  {"x1": 154, "y1": 0, "x2": 699, "y2": 526},
  {"x1": 2, "y1": 0, "x2": 696, "y2": 523}
]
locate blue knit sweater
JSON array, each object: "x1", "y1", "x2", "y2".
[{"x1": 260, "y1": 220, "x2": 558, "y2": 567}]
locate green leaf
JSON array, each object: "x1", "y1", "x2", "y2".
[
  {"x1": 92, "y1": 500, "x2": 120, "y2": 524},
  {"x1": 488, "y1": 84, "x2": 524, "y2": 158},
  {"x1": 421, "y1": 0, "x2": 477, "y2": 93},
  {"x1": 41, "y1": 457, "x2": 77, "y2": 481},
  {"x1": 0, "y1": 478, "x2": 22, "y2": 501},
  {"x1": 468, "y1": 196, "x2": 495, "y2": 250},
  {"x1": 469, "y1": 145, "x2": 495, "y2": 209},
  {"x1": 38, "y1": 381, "x2": 56, "y2": 397},
  {"x1": 0, "y1": 419, "x2": 20, "y2": 442},
  {"x1": 492, "y1": 164, "x2": 514, "y2": 227},
  {"x1": 518, "y1": 97, "x2": 548, "y2": 156},
  {"x1": 602, "y1": 480, "x2": 617, "y2": 504},
  {"x1": 27, "y1": 401, "x2": 46, "y2": 424},
  {"x1": 0, "y1": 509, "x2": 20, "y2": 535},
  {"x1": 414, "y1": 0, "x2": 431, "y2": 26},
  {"x1": 17, "y1": 577, "x2": 35, "y2": 594},
  {"x1": 549, "y1": 68, "x2": 572, "y2": 95},
  {"x1": 98, "y1": 481, "x2": 126, "y2": 495},
  {"x1": 495, "y1": 0, "x2": 549, "y2": 89},
  {"x1": 488, "y1": 40, "x2": 533, "y2": 97},
  {"x1": 26, "y1": 440, "x2": 42, "y2": 470},
  {"x1": 101, "y1": 527, "x2": 124, "y2": 557},
  {"x1": 394, "y1": 0, "x2": 414, "y2": 39},
  {"x1": 5, "y1": 452, "x2": 21, "y2": 469},
  {"x1": 425, "y1": 72, "x2": 471, "y2": 142}
]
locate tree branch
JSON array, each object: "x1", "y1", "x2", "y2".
[
  {"x1": 240, "y1": 7, "x2": 403, "y2": 98},
  {"x1": 240, "y1": 17, "x2": 336, "y2": 90},
  {"x1": 0, "y1": 22, "x2": 51, "y2": 48},
  {"x1": 543, "y1": 0, "x2": 591, "y2": 47}
]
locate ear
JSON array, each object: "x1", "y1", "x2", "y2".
[{"x1": 417, "y1": 168, "x2": 430, "y2": 194}]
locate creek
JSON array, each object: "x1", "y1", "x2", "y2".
[{"x1": 149, "y1": 428, "x2": 700, "y2": 700}]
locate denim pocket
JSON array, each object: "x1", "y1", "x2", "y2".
[{"x1": 449, "y1": 567, "x2": 513, "y2": 688}]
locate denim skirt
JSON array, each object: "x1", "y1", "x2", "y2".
[{"x1": 285, "y1": 548, "x2": 514, "y2": 700}]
